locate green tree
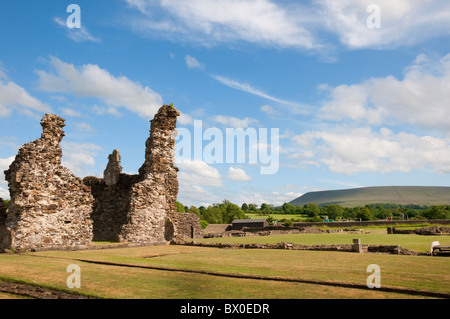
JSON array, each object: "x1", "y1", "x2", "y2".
[
  {"x1": 281, "y1": 202, "x2": 295, "y2": 214},
  {"x1": 355, "y1": 207, "x2": 375, "y2": 221},
  {"x1": 203, "y1": 205, "x2": 222, "y2": 224},
  {"x1": 323, "y1": 204, "x2": 343, "y2": 220},
  {"x1": 241, "y1": 203, "x2": 249, "y2": 211},
  {"x1": 188, "y1": 206, "x2": 200, "y2": 216},
  {"x1": 198, "y1": 206, "x2": 206, "y2": 217},
  {"x1": 303, "y1": 203, "x2": 321, "y2": 217},
  {"x1": 200, "y1": 220, "x2": 209, "y2": 229},
  {"x1": 218, "y1": 200, "x2": 247, "y2": 224},
  {"x1": 424, "y1": 206, "x2": 449, "y2": 219},
  {"x1": 176, "y1": 201, "x2": 186, "y2": 212}
]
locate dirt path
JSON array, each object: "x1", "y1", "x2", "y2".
[{"x1": 0, "y1": 280, "x2": 95, "y2": 299}]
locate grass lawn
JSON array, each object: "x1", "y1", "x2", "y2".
[
  {"x1": 198, "y1": 229, "x2": 450, "y2": 253},
  {"x1": 0, "y1": 243, "x2": 448, "y2": 299}
]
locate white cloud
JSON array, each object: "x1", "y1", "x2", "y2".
[
  {"x1": 75, "y1": 122, "x2": 96, "y2": 133},
  {"x1": 123, "y1": 0, "x2": 320, "y2": 50},
  {"x1": 291, "y1": 126, "x2": 450, "y2": 175},
  {"x1": 213, "y1": 115, "x2": 257, "y2": 128},
  {"x1": 318, "y1": 53, "x2": 450, "y2": 132},
  {"x1": 0, "y1": 156, "x2": 14, "y2": 199},
  {"x1": 60, "y1": 107, "x2": 82, "y2": 117},
  {"x1": 185, "y1": 55, "x2": 205, "y2": 70},
  {"x1": 123, "y1": 0, "x2": 450, "y2": 52},
  {"x1": 0, "y1": 79, "x2": 51, "y2": 118},
  {"x1": 260, "y1": 104, "x2": 279, "y2": 116},
  {"x1": 212, "y1": 75, "x2": 293, "y2": 105},
  {"x1": 317, "y1": 0, "x2": 450, "y2": 49},
  {"x1": 234, "y1": 190, "x2": 303, "y2": 206},
  {"x1": 0, "y1": 156, "x2": 15, "y2": 179},
  {"x1": 177, "y1": 159, "x2": 224, "y2": 187},
  {"x1": 54, "y1": 17, "x2": 100, "y2": 43},
  {"x1": 92, "y1": 105, "x2": 123, "y2": 117},
  {"x1": 178, "y1": 112, "x2": 193, "y2": 125},
  {"x1": 227, "y1": 167, "x2": 251, "y2": 182},
  {"x1": 61, "y1": 142, "x2": 103, "y2": 176},
  {"x1": 36, "y1": 57, "x2": 163, "y2": 119}
]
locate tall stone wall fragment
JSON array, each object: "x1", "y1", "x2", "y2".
[
  {"x1": 83, "y1": 150, "x2": 138, "y2": 242},
  {"x1": 1, "y1": 104, "x2": 200, "y2": 251},
  {"x1": 1, "y1": 114, "x2": 94, "y2": 252},
  {"x1": 85, "y1": 105, "x2": 188, "y2": 245},
  {"x1": 118, "y1": 104, "x2": 180, "y2": 244},
  {"x1": 0, "y1": 198, "x2": 9, "y2": 250}
]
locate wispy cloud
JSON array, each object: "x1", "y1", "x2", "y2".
[
  {"x1": 185, "y1": 55, "x2": 205, "y2": 70},
  {"x1": 213, "y1": 115, "x2": 258, "y2": 128},
  {"x1": 54, "y1": 17, "x2": 100, "y2": 43},
  {"x1": 212, "y1": 75, "x2": 290, "y2": 105},
  {"x1": 211, "y1": 74, "x2": 310, "y2": 114}
]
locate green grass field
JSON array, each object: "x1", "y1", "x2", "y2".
[
  {"x1": 198, "y1": 229, "x2": 450, "y2": 253},
  {"x1": 0, "y1": 236, "x2": 449, "y2": 299}
]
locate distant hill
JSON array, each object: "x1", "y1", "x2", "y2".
[{"x1": 289, "y1": 186, "x2": 450, "y2": 208}]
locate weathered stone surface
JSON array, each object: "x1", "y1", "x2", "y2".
[
  {"x1": 118, "y1": 104, "x2": 181, "y2": 244},
  {"x1": 388, "y1": 226, "x2": 450, "y2": 235},
  {"x1": 1, "y1": 114, "x2": 94, "y2": 252},
  {"x1": 1, "y1": 104, "x2": 201, "y2": 251},
  {"x1": 103, "y1": 150, "x2": 122, "y2": 186},
  {"x1": 0, "y1": 199, "x2": 6, "y2": 220},
  {"x1": 169, "y1": 212, "x2": 204, "y2": 240},
  {"x1": 85, "y1": 105, "x2": 194, "y2": 245},
  {"x1": 0, "y1": 198, "x2": 9, "y2": 249}
]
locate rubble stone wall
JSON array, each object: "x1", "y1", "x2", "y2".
[
  {"x1": 169, "y1": 212, "x2": 204, "y2": 240},
  {"x1": 1, "y1": 105, "x2": 200, "y2": 252},
  {"x1": 1, "y1": 115, "x2": 94, "y2": 252},
  {"x1": 85, "y1": 105, "x2": 181, "y2": 245}
]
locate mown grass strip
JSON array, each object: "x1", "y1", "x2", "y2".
[{"x1": 31, "y1": 255, "x2": 447, "y2": 299}]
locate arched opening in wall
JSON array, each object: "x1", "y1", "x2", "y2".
[
  {"x1": 164, "y1": 219, "x2": 175, "y2": 241},
  {"x1": 190, "y1": 225, "x2": 195, "y2": 239}
]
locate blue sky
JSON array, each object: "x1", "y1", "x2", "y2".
[{"x1": 1, "y1": 0, "x2": 450, "y2": 207}]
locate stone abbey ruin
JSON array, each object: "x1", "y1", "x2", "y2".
[{"x1": 0, "y1": 105, "x2": 203, "y2": 252}]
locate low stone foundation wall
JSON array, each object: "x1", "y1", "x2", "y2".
[
  {"x1": 173, "y1": 240, "x2": 426, "y2": 256},
  {"x1": 204, "y1": 226, "x2": 365, "y2": 239},
  {"x1": 387, "y1": 226, "x2": 450, "y2": 235}
]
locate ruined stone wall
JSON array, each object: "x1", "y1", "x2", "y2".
[
  {"x1": 0, "y1": 198, "x2": 8, "y2": 249},
  {"x1": 1, "y1": 115, "x2": 94, "y2": 252},
  {"x1": 169, "y1": 212, "x2": 204, "y2": 240},
  {"x1": 85, "y1": 105, "x2": 186, "y2": 245},
  {"x1": 117, "y1": 105, "x2": 180, "y2": 244},
  {"x1": 1, "y1": 105, "x2": 199, "y2": 251}
]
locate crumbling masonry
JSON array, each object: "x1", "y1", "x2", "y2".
[{"x1": 0, "y1": 105, "x2": 203, "y2": 252}]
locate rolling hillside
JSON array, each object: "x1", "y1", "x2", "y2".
[{"x1": 289, "y1": 186, "x2": 450, "y2": 208}]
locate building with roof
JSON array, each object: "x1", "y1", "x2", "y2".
[{"x1": 231, "y1": 219, "x2": 269, "y2": 230}]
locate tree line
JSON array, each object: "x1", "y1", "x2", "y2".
[{"x1": 177, "y1": 199, "x2": 450, "y2": 227}]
